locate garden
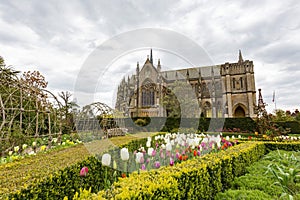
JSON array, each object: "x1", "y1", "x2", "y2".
[
  {"x1": 1, "y1": 59, "x2": 300, "y2": 199},
  {"x1": 1, "y1": 131, "x2": 300, "y2": 200}
]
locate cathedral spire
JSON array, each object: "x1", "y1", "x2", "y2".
[
  {"x1": 157, "y1": 59, "x2": 161, "y2": 72},
  {"x1": 136, "y1": 62, "x2": 139, "y2": 75},
  {"x1": 150, "y1": 48, "x2": 153, "y2": 64},
  {"x1": 238, "y1": 49, "x2": 243, "y2": 63},
  {"x1": 258, "y1": 88, "x2": 265, "y2": 109}
]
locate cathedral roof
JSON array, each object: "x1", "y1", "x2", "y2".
[{"x1": 161, "y1": 65, "x2": 221, "y2": 81}]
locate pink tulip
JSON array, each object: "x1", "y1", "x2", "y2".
[
  {"x1": 141, "y1": 164, "x2": 146, "y2": 170},
  {"x1": 151, "y1": 149, "x2": 156, "y2": 157},
  {"x1": 154, "y1": 161, "x2": 160, "y2": 169},
  {"x1": 80, "y1": 166, "x2": 88, "y2": 177},
  {"x1": 170, "y1": 158, "x2": 174, "y2": 166}
]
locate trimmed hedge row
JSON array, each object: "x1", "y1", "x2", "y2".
[
  {"x1": 264, "y1": 141, "x2": 300, "y2": 152},
  {"x1": 74, "y1": 141, "x2": 300, "y2": 199},
  {"x1": 88, "y1": 142, "x2": 266, "y2": 199},
  {"x1": 0, "y1": 144, "x2": 90, "y2": 199},
  {"x1": 7, "y1": 137, "x2": 300, "y2": 199},
  {"x1": 275, "y1": 121, "x2": 300, "y2": 134},
  {"x1": 7, "y1": 135, "x2": 152, "y2": 200},
  {"x1": 126, "y1": 117, "x2": 300, "y2": 134},
  {"x1": 123, "y1": 117, "x2": 257, "y2": 133}
]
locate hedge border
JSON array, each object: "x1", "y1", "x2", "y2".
[
  {"x1": 77, "y1": 141, "x2": 300, "y2": 199},
  {"x1": 7, "y1": 139, "x2": 300, "y2": 200}
]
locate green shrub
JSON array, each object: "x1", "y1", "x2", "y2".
[
  {"x1": 96, "y1": 142, "x2": 266, "y2": 199},
  {"x1": 215, "y1": 189, "x2": 273, "y2": 200},
  {"x1": 232, "y1": 174, "x2": 282, "y2": 197},
  {"x1": 220, "y1": 149, "x2": 300, "y2": 199},
  {"x1": 134, "y1": 119, "x2": 147, "y2": 127},
  {"x1": 123, "y1": 117, "x2": 256, "y2": 133},
  {"x1": 6, "y1": 134, "x2": 157, "y2": 199},
  {"x1": 7, "y1": 138, "x2": 300, "y2": 199},
  {"x1": 275, "y1": 121, "x2": 300, "y2": 134},
  {"x1": 264, "y1": 141, "x2": 300, "y2": 152},
  {"x1": 0, "y1": 144, "x2": 90, "y2": 199}
]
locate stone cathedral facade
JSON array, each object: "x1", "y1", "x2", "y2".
[{"x1": 115, "y1": 50, "x2": 257, "y2": 118}]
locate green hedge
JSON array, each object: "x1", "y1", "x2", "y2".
[
  {"x1": 7, "y1": 135, "x2": 153, "y2": 200},
  {"x1": 89, "y1": 142, "x2": 266, "y2": 199},
  {"x1": 264, "y1": 141, "x2": 300, "y2": 152},
  {"x1": 274, "y1": 121, "x2": 300, "y2": 134},
  {"x1": 72, "y1": 141, "x2": 300, "y2": 199},
  {"x1": 125, "y1": 117, "x2": 256, "y2": 133},
  {"x1": 0, "y1": 144, "x2": 90, "y2": 199},
  {"x1": 8, "y1": 138, "x2": 300, "y2": 199}
]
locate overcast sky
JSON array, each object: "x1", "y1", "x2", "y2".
[{"x1": 0, "y1": 0, "x2": 299, "y2": 113}]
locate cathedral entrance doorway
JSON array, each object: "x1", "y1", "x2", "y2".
[{"x1": 234, "y1": 106, "x2": 245, "y2": 117}]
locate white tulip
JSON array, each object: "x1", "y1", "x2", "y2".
[
  {"x1": 14, "y1": 146, "x2": 19, "y2": 152},
  {"x1": 102, "y1": 153, "x2": 111, "y2": 166},
  {"x1": 166, "y1": 143, "x2": 172, "y2": 152},
  {"x1": 135, "y1": 152, "x2": 144, "y2": 163},
  {"x1": 171, "y1": 140, "x2": 175, "y2": 146},
  {"x1": 181, "y1": 141, "x2": 185, "y2": 147},
  {"x1": 147, "y1": 147, "x2": 154, "y2": 156},
  {"x1": 202, "y1": 138, "x2": 208, "y2": 144},
  {"x1": 139, "y1": 146, "x2": 145, "y2": 152},
  {"x1": 226, "y1": 136, "x2": 230, "y2": 141},
  {"x1": 146, "y1": 141, "x2": 151, "y2": 148},
  {"x1": 22, "y1": 144, "x2": 28, "y2": 150},
  {"x1": 120, "y1": 148, "x2": 129, "y2": 161}
]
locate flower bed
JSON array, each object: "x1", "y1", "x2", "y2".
[
  {"x1": 0, "y1": 144, "x2": 90, "y2": 199},
  {"x1": 1, "y1": 133, "x2": 155, "y2": 199},
  {"x1": 6, "y1": 133, "x2": 300, "y2": 200},
  {"x1": 0, "y1": 134, "x2": 82, "y2": 165},
  {"x1": 7, "y1": 133, "x2": 235, "y2": 199},
  {"x1": 72, "y1": 142, "x2": 266, "y2": 199}
]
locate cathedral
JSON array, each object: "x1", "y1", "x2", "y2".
[{"x1": 115, "y1": 50, "x2": 257, "y2": 118}]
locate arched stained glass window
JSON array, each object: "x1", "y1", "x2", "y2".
[{"x1": 141, "y1": 80, "x2": 155, "y2": 107}]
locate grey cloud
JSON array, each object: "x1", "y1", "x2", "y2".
[{"x1": 1, "y1": 0, "x2": 300, "y2": 111}]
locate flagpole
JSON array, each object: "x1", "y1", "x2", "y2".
[{"x1": 273, "y1": 90, "x2": 277, "y2": 110}]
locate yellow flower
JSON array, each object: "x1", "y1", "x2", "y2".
[{"x1": 40, "y1": 145, "x2": 46, "y2": 151}]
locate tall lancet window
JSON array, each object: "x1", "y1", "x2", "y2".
[
  {"x1": 240, "y1": 77, "x2": 243, "y2": 88},
  {"x1": 141, "y1": 80, "x2": 155, "y2": 107}
]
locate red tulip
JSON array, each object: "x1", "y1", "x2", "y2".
[
  {"x1": 179, "y1": 155, "x2": 183, "y2": 161},
  {"x1": 193, "y1": 150, "x2": 197, "y2": 156},
  {"x1": 80, "y1": 166, "x2": 88, "y2": 177},
  {"x1": 183, "y1": 155, "x2": 188, "y2": 161}
]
